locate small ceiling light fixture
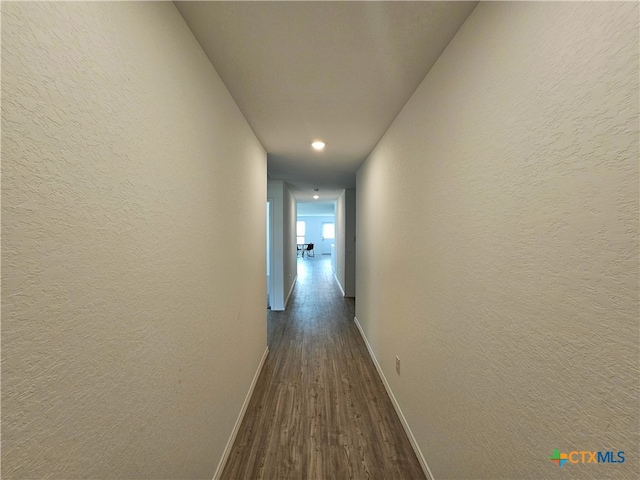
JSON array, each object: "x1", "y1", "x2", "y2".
[
  {"x1": 313, "y1": 188, "x2": 319, "y2": 200},
  {"x1": 311, "y1": 141, "x2": 325, "y2": 151},
  {"x1": 313, "y1": 195, "x2": 320, "y2": 200}
]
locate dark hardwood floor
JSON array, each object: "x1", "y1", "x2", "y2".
[{"x1": 221, "y1": 255, "x2": 426, "y2": 480}]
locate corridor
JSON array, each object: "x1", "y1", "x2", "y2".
[{"x1": 221, "y1": 255, "x2": 426, "y2": 479}]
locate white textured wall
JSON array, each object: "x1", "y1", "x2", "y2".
[
  {"x1": 344, "y1": 189, "x2": 356, "y2": 297},
  {"x1": 267, "y1": 181, "x2": 285, "y2": 310},
  {"x1": 334, "y1": 192, "x2": 355, "y2": 297},
  {"x1": 2, "y1": 3, "x2": 267, "y2": 479},
  {"x1": 266, "y1": 180, "x2": 297, "y2": 310},
  {"x1": 283, "y1": 183, "x2": 297, "y2": 304},
  {"x1": 335, "y1": 192, "x2": 347, "y2": 289},
  {"x1": 356, "y1": 3, "x2": 639, "y2": 479}
]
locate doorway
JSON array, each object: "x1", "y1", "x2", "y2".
[{"x1": 322, "y1": 222, "x2": 335, "y2": 255}]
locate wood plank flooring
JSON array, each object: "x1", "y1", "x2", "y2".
[{"x1": 221, "y1": 255, "x2": 426, "y2": 480}]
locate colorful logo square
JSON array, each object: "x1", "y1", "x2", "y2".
[{"x1": 550, "y1": 449, "x2": 569, "y2": 467}]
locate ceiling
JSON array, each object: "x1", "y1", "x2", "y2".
[{"x1": 176, "y1": 1, "x2": 477, "y2": 202}]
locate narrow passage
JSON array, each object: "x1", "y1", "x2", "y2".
[{"x1": 222, "y1": 255, "x2": 426, "y2": 479}]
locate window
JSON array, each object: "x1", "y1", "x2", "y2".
[
  {"x1": 322, "y1": 222, "x2": 335, "y2": 240},
  {"x1": 296, "y1": 221, "x2": 306, "y2": 244}
]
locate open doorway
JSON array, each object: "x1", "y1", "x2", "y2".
[{"x1": 296, "y1": 202, "x2": 335, "y2": 260}]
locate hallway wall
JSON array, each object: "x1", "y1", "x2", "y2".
[
  {"x1": 335, "y1": 189, "x2": 356, "y2": 297},
  {"x1": 356, "y1": 3, "x2": 638, "y2": 479},
  {"x1": 2, "y1": 3, "x2": 267, "y2": 479},
  {"x1": 268, "y1": 180, "x2": 297, "y2": 310}
]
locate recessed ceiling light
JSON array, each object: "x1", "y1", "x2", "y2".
[
  {"x1": 313, "y1": 195, "x2": 319, "y2": 199},
  {"x1": 311, "y1": 141, "x2": 325, "y2": 151}
]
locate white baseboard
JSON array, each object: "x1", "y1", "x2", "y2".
[
  {"x1": 285, "y1": 275, "x2": 297, "y2": 308},
  {"x1": 212, "y1": 346, "x2": 269, "y2": 480},
  {"x1": 353, "y1": 317, "x2": 435, "y2": 480},
  {"x1": 333, "y1": 273, "x2": 346, "y2": 297}
]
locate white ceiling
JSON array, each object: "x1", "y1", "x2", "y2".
[{"x1": 176, "y1": 1, "x2": 477, "y2": 202}]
